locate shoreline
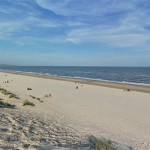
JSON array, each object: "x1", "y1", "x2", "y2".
[{"x1": 0, "y1": 70, "x2": 150, "y2": 93}]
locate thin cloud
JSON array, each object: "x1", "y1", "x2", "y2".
[
  {"x1": 0, "y1": 0, "x2": 150, "y2": 48},
  {"x1": 35, "y1": 0, "x2": 135, "y2": 16}
]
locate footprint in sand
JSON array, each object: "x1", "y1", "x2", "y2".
[{"x1": 0, "y1": 112, "x2": 83, "y2": 149}]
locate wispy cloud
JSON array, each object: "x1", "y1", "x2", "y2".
[
  {"x1": 57, "y1": 0, "x2": 150, "y2": 48},
  {"x1": 0, "y1": 0, "x2": 150, "y2": 49},
  {"x1": 35, "y1": 0, "x2": 134, "y2": 16},
  {"x1": 67, "y1": 17, "x2": 150, "y2": 47}
]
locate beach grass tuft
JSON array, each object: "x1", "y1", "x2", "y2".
[
  {"x1": 0, "y1": 88, "x2": 19, "y2": 99},
  {"x1": 89, "y1": 136, "x2": 117, "y2": 150},
  {"x1": 9, "y1": 94, "x2": 19, "y2": 99},
  {"x1": 23, "y1": 100, "x2": 35, "y2": 106},
  {"x1": 29, "y1": 95, "x2": 43, "y2": 102},
  {"x1": 0, "y1": 100, "x2": 15, "y2": 108}
]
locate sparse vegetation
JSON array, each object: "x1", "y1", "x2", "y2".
[
  {"x1": 23, "y1": 100, "x2": 35, "y2": 106},
  {"x1": 0, "y1": 88, "x2": 19, "y2": 99},
  {"x1": 0, "y1": 100, "x2": 15, "y2": 108},
  {"x1": 89, "y1": 136, "x2": 117, "y2": 150},
  {"x1": 9, "y1": 94, "x2": 19, "y2": 99},
  {"x1": 128, "y1": 146, "x2": 133, "y2": 149},
  {"x1": 29, "y1": 95, "x2": 43, "y2": 102},
  {"x1": 29, "y1": 95, "x2": 36, "y2": 99}
]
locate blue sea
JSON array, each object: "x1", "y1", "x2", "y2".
[{"x1": 0, "y1": 66, "x2": 150, "y2": 85}]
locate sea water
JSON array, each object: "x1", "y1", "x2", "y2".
[{"x1": 0, "y1": 66, "x2": 150, "y2": 85}]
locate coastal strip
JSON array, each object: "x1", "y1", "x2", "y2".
[{"x1": 0, "y1": 70, "x2": 150, "y2": 93}]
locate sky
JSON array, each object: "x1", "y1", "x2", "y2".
[{"x1": 0, "y1": 0, "x2": 150, "y2": 66}]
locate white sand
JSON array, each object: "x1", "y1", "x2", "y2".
[{"x1": 0, "y1": 72, "x2": 150, "y2": 149}]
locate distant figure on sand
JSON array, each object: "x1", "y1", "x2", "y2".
[
  {"x1": 124, "y1": 89, "x2": 131, "y2": 92},
  {"x1": 76, "y1": 86, "x2": 78, "y2": 89},
  {"x1": 44, "y1": 93, "x2": 52, "y2": 98}
]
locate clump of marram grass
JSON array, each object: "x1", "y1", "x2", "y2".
[
  {"x1": 0, "y1": 100, "x2": 15, "y2": 108},
  {"x1": 0, "y1": 88, "x2": 7, "y2": 94},
  {"x1": 23, "y1": 100, "x2": 35, "y2": 106},
  {"x1": 29, "y1": 95, "x2": 36, "y2": 99},
  {"x1": 29, "y1": 95, "x2": 43, "y2": 103},
  {"x1": 0, "y1": 88, "x2": 19, "y2": 99},
  {"x1": 9, "y1": 94, "x2": 19, "y2": 99},
  {"x1": 89, "y1": 136, "x2": 117, "y2": 150}
]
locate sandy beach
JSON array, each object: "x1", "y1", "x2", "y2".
[{"x1": 0, "y1": 71, "x2": 150, "y2": 150}]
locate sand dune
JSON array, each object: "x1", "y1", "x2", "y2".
[{"x1": 0, "y1": 109, "x2": 84, "y2": 150}]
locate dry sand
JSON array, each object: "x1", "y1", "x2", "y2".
[{"x1": 0, "y1": 71, "x2": 150, "y2": 149}]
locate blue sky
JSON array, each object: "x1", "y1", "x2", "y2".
[{"x1": 0, "y1": 0, "x2": 150, "y2": 66}]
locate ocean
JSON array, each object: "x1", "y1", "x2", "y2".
[{"x1": 0, "y1": 66, "x2": 150, "y2": 85}]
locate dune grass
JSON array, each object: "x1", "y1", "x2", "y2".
[
  {"x1": 23, "y1": 100, "x2": 35, "y2": 106},
  {"x1": 89, "y1": 136, "x2": 117, "y2": 150},
  {"x1": 29, "y1": 95, "x2": 43, "y2": 103},
  {"x1": 0, "y1": 88, "x2": 19, "y2": 99},
  {"x1": 0, "y1": 100, "x2": 15, "y2": 108}
]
